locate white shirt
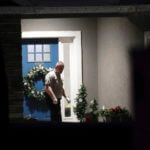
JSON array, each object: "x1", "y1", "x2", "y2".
[{"x1": 45, "y1": 70, "x2": 63, "y2": 99}]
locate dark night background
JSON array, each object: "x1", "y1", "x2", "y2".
[
  {"x1": 0, "y1": 0, "x2": 150, "y2": 6},
  {"x1": 0, "y1": 0, "x2": 150, "y2": 149}
]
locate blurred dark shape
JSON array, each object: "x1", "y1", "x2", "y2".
[
  {"x1": 130, "y1": 46, "x2": 150, "y2": 150},
  {"x1": 1, "y1": 0, "x2": 150, "y2": 7},
  {"x1": 0, "y1": 44, "x2": 9, "y2": 133},
  {"x1": 0, "y1": 0, "x2": 19, "y2": 6}
]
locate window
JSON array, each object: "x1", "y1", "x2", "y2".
[{"x1": 27, "y1": 44, "x2": 51, "y2": 62}]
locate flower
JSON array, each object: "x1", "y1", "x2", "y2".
[
  {"x1": 31, "y1": 91, "x2": 34, "y2": 94},
  {"x1": 24, "y1": 82, "x2": 27, "y2": 86},
  {"x1": 28, "y1": 74, "x2": 32, "y2": 78},
  {"x1": 79, "y1": 98, "x2": 83, "y2": 102},
  {"x1": 99, "y1": 106, "x2": 132, "y2": 122},
  {"x1": 109, "y1": 106, "x2": 121, "y2": 111},
  {"x1": 109, "y1": 108, "x2": 115, "y2": 111},
  {"x1": 115, "y1": 106, "x2": 121, "y2": 110},
  {"x1": 90, "y1": 100, "x2": 94, "y2": 104}
]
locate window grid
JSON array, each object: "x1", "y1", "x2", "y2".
[
  {"x1": 43, "y1": 44, "x2": 51, "y2": 62},
  {"x1": 28, "y1": 44, "x2": 51, "y2": 62},
  {"x1": 35, "y1": 44, "x2": 43, "y2": 62},
  {"x1": 28, "y1": 44, "x2": 35, "y2": 62}
]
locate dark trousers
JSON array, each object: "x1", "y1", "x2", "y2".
[{"x1": 45, "y1": 94, "x2": 62, "y2": 123}]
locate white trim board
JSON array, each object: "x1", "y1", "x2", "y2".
[{"x1": 22, "y1": 31, "x2": 79, "y2": 38}]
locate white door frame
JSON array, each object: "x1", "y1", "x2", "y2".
[{"x1": 22, "y1": 31, "x2": 82, "y2": 122}]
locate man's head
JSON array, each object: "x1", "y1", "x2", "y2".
[{"x1": 55, "y1": 61, "x2": 64, "y2": 75}]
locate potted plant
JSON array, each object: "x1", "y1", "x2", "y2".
[
  {"x1": 85, "y1": 99, "x2": 99, "y2": 122},
  {"x1": 74, "y1": 84, "x2": 88, "y2": 122},
  {"x1": 99, "y1": 106, "x2": 132, "y2": 123}
]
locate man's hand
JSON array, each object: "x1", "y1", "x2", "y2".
[
  {"x1": 66, "y1": 97, "x2": 71, "y2": 103},
  {"x1": 53, "y1": 98, "x2": 58, "y2": 104}
]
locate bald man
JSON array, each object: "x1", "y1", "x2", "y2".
[{"x1": 45, "y1": 61, "x2": 70, "y2": 122}]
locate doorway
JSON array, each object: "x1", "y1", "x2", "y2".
[{"x1": 22, "y1": 31, "x2": 82, "y2": 122}]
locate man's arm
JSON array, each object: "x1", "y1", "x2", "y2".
[
  {"x1": 62, "y1": 88, "x2": 67, "y2": 98},
  {"x1": 45, "y1": 85, "x2": 58, "y2": 104},
  {"x1": 62, "y1": 88, "x2": 70, "y2": 103}
]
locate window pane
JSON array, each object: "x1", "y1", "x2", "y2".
[
  {"x1": 43, "y1": 53, "x2": 50, "y2": 62},
  {"x1": 28, "y1": 54, "x2": 34, "y2": 62},
  {"x1": 28, "y1": 45, "x2": 34, "y2": 53},
  {"x1": 36, "y1": 54, "x2": 42, "y2": 62},
  {"x1": 35, "y1": 44, "x2": 42, "y2": 52},
  {"x1": 43, "y1": 44, "x2": 50, "y2": 52}
]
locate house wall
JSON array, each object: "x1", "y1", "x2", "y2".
[
  {"x1": 21, "y1": 18, "x2": 98, "y2": 103},
  {"x1": 97, "y1": 17, "x2": 144, "y2": 114},
  {"x1": 1, "y1": 16, "x2": 144, "y2": 120},
  {"x1": 21, "y1": 17, "x2": 144, "y2": 115},
  {"x1": 0, "y1": 16, "x2": 23, "y2": 120}
]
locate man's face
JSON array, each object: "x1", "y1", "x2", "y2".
[{"x1": 55, "y1": 66, "x2": 64, "y2": 74}]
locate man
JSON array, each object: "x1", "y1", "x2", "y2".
[{"x1": 45, "y1": 61, "x2": 70, "y2": 122}]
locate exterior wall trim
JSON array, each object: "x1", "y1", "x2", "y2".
[{"x1": 0, "y1": 5, "x2": 150, "y2": 15}]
